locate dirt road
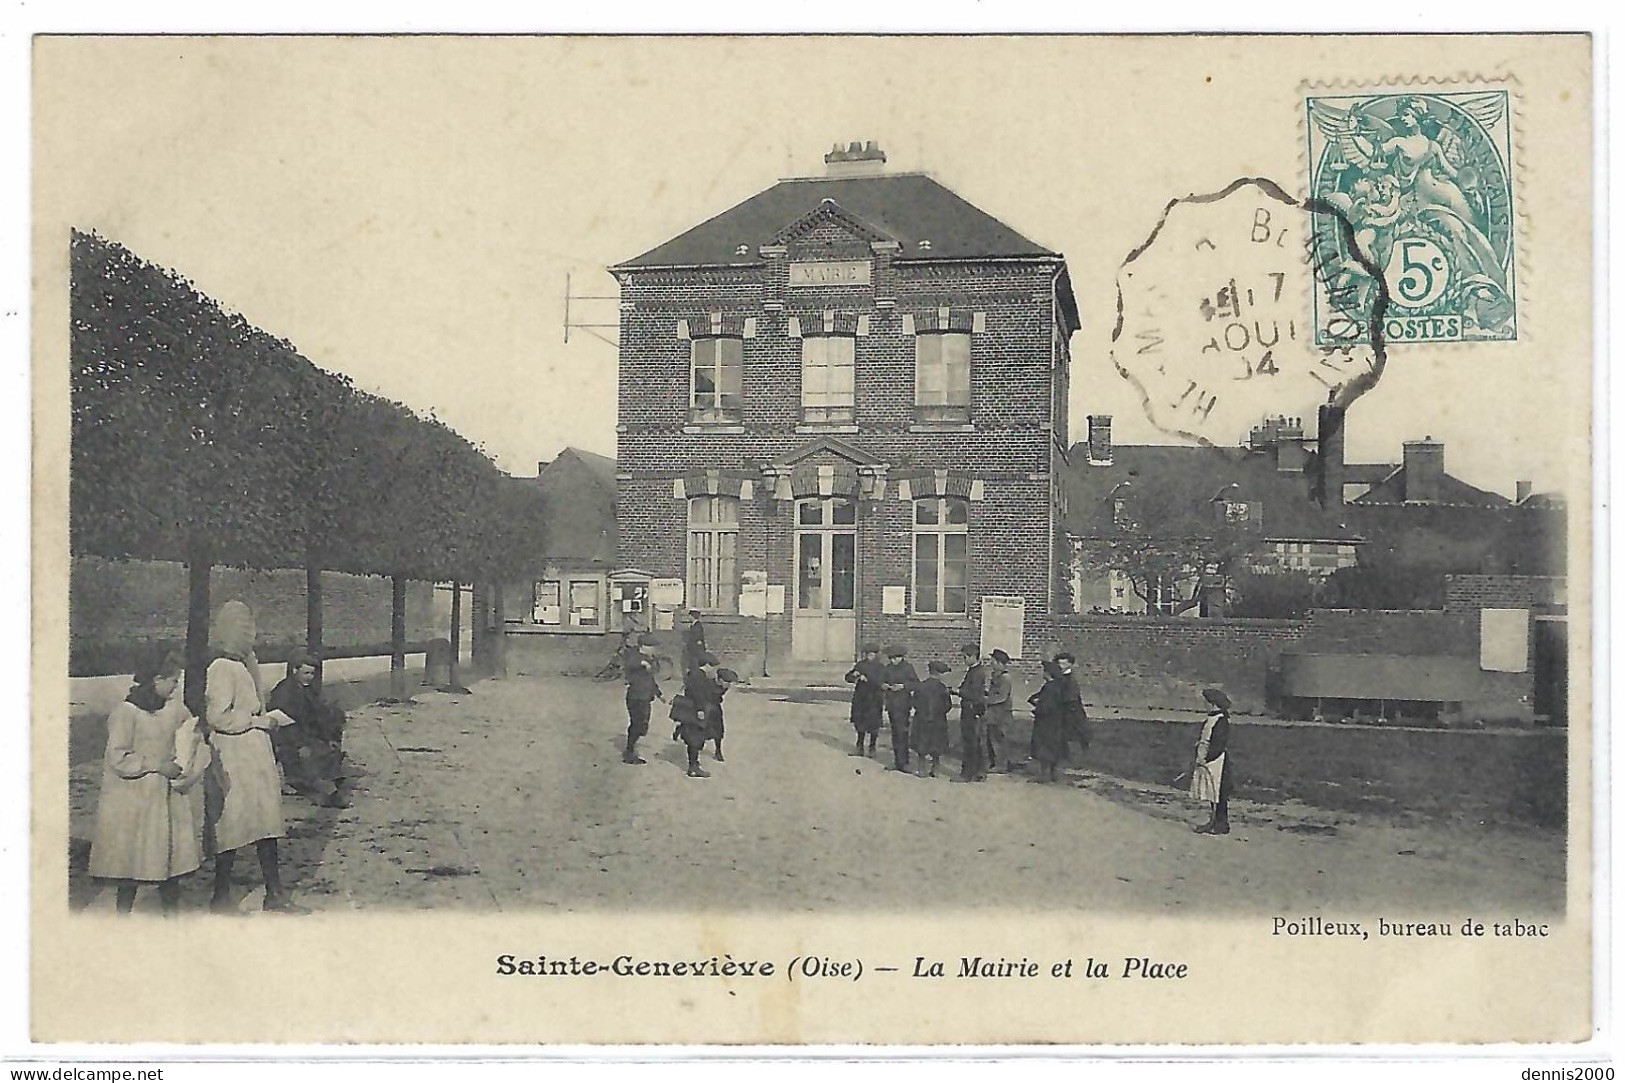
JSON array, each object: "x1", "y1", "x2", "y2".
[{"x1": 68, "y1": 673, "x2": 1565, "y2": 916}]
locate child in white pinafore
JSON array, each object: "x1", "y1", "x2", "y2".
[{"x1": 88, "y1": 649, "x2": 212, "y2": 915}]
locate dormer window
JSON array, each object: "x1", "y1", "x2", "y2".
[{"x1": 690, "y1": 336, "x2": 743, "y2": 425}]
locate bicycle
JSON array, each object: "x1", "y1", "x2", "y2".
[{"x1": 593, "y1": 645, "x2": 677, "y2": 683}]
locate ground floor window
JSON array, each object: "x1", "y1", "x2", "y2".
[
  {"x1": 913, "y1": 497, "x2": 969, "y2": 614},
  {"x1": 688, "y1": 495, "x2": 740, "y2": 612}
]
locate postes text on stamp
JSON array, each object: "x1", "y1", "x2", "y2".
[{"x1": 1307, "y1": 86, "x2": 1517, "y2": 345}]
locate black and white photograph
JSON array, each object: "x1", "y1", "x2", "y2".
[{"x1": 26, "y1": 31, "x2": 1594, "y2": 1047}]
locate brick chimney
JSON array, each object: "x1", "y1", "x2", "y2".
[
  {"x1": 1402, "y1": 437, "x2": 1445, "y2": 504},
  {"x1": 1087, "y1": 415, "x2": 1113, "y2": 465},
  {"x1": 1515, "y1": 479, "x2": 1533, "y2": 504},
  {"x1": 1276, "y1": 416, "x2": 1306, "y2": 473},
  {"x1": 1315, "y1": 404, "x2": 1346, "y2": 507},
  {"x1": 825, "y1": 140, "x2": 887, "y2": 178}
]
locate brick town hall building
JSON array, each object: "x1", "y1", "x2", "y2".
[{"x1": 610, "y1": 142, "x2": 1079, "y2": 672}]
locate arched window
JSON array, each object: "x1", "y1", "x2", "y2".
[
  {"x1": 687, "y1": 496, "x2": 739, "y2": 612},
  {"x1": 913, "y1": 497, "x2": 969, "y2": 614}
]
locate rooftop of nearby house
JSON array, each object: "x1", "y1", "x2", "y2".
[
  {"x1": 1063, "y1": 412, "x2": 1537, "y2": 545},
  {"x1": 1063, "y1": 442, "x2": 1364, "y2": 543},
  {"x1": 1348, "y1": 458, "x2": 1512, "y2": 507},
  {"x1": 534, "y1": 447, "x2": 618, "y2": 565}
]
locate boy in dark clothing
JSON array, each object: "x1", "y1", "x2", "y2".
[
  {"x1": 682, "y1": 611, "x2": 708, "y2": 673},
  {"x1": 267, "y1": 648, "x2": 349, "y2": 808},
  {"x1": 676, "y1": 653, "x2": 723, "y2": 778},
  {"x1": 1054, "y1": 651, "x2": 1090, "y2": 763},
  {"x1": 711, "y1": 668, "x2": 739, "y2": 761},
  {"x1": 622, "y1": 633, "x2": 665, "y2": 765},
  {"x1": 844, "y1": 643, "x2": 885, "y2": 757},
  {"x1": 984, "y1": 649, "x2": 1014, "y2": 773},
  {"x1": 912, "y1": 660, "x2": 953, "y2": 777},
  {"x1": 880, "y1": 645, "x2": 919, "y2": 771},
  {"x1": 952, "y1": 643, "x2": 988, "y2": 781}
]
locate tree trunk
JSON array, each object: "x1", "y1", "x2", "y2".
[
  {"x1": 490, "y1": 581, "x2": 508, "y2": 678},
  {"x1": 306, "y1": 562, "x2": 324, "y2": 696},
  {"x1": 449, "y1": 579, "x2": 463, "y2": 689},
  {"x1": 184, "y1": 540, "x2": 211, "y2": 718},
  {"x1": 470, "y1": 581, "x2": 489, "y2": 676},
  {"x1": 390, "y1": 574, "x2": 407, "y2": 699}
]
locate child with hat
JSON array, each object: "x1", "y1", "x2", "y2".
[
  {"x1": 880, "y1": 645, "x2": 919, "y2": 772},
  {"x1": 844, "y1": 643, "x2": 885, "y2": 757},
  {"x1": 711, "y1": 667, "x2": 740, "y2": 762},
  {"x1": 622, "y1": 633, "x2": 665, "y2": 765},
  {"x1": 675, "y1": 652, "x2": 723, "y2": 778},
  {"x1": 1028, "y1": 660, "x2": 1068, "y2": 783},
  {"x1": 952, "y1": 644, "x2": 989, "y2": 781},
  {"x1": 912, "y1": 660, "x2": 954, "y2": 777},
  {"x1": 984, "y1": 649, "x2": 1015, "y2": 773},
  {"x1": 1190, "y1": 687, "x2": 1233, "y2": 834}
]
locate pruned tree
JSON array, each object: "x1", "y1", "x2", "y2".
[
  {"x1": 70, "y1": 230, "x2": 549, "y2": 698},
  {"x1": 1079, "y1": 486, "x2": 1256, "y2": 616}
]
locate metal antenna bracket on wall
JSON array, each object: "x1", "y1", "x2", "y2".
[{"x1": 563, "y1": 271, "x2": 621, "y2": 349}]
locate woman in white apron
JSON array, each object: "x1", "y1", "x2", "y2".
[{"x1": 1189, "y1": 687, "x2": 1232, "y2": 835}]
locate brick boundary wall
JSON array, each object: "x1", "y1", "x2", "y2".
[{"x1": 1444, "y1": 574, "x2": 1567, "y2": 612}]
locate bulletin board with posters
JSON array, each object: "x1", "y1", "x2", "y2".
[{"x1": 979, "y1": 595, "x2": 1025, "y2": 660}]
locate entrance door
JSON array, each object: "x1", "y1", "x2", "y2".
[{"x1": 792, "y1": 497, "x2": 858, "y2": 662}]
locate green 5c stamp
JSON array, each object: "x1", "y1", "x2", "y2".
[{"x1": 1308, "y1": 86, "x2": 1517, "y2": 345}]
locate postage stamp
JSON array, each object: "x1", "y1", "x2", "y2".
[{"x1": 1306, "y1": 85, "x2": 1518, "y2": 345}]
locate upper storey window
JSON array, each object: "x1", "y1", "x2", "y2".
[
  {"x1": 915, "y1": 331, "x2": 971, "y2": 424},
  {"x1": 800, "y1": 335, "x2": 856, "y2": 425},
  {"x1": 690, "y1": 337, "x2": 743, "y2": 425}
]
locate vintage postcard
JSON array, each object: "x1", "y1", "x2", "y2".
[{"x1": 30, "y1": 33, "x2": 1594, "y2": 1046}]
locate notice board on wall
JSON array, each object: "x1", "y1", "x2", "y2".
[
  {"x1": 1480, "y1": 608, "x2": 1531, "y2": 672},
  {"x1": 979, "y1": 595, "x2": 1026, "y2": 660},
  {"x1": 650, "y1": 578, "x2": 684, "y2": 609}
]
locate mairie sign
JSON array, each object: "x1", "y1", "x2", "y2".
[{"x1": 788, "y1": 260, "x2": 871, "y2": 287}]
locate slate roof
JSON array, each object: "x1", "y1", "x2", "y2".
[
  {"x1": 557, "y1": 447, "x2": 617, "y2": 492},
  {"x1": 537, "y1": 448, "x2": 618, "y2": 565},
  {"x1": 1350, "y1": 466, "x2": 1510, "y2": 507},
  {"x1": 1343, "y1": 463, "x2": 1397, "y2": 486},
  {"x1": 613, "y1": 173, "x2": 1061, "y2": 268},
  {"x1": 1063, "y1": 444, "x2": 1364, "y2": 543}
]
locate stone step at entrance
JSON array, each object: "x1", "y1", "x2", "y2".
[{"x1": 738, "y1": 661, "x2": 853, "y2": 698}]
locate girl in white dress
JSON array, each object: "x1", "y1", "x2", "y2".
[
  {"x1": 88, "y1": 649, "x2": 212, "y2": 914},
  {"x1": 204, "y1": 601, "x2": 306, "y2": 913}
]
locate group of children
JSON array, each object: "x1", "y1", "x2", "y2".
[
  {"x1": 619, "y1": 632, "x2": 740, "y2": 778},
  {"x1": 618, "y1": 634, "x2": 1092, "y2": 784},
  {"x1": 846, "y1": 642, "x2": 1091, "y2": 782},
  {"x1": 87, "y1": 601, "x2": 353, "y2": 916}
]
